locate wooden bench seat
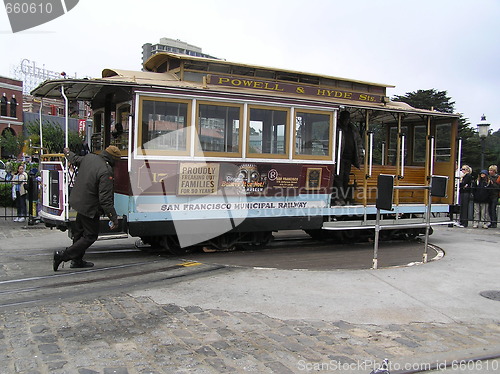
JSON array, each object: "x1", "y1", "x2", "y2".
[{"x1": 350, "y1": 165, "x2": 427, "y2": 204}]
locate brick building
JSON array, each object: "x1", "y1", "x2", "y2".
[{"x1": 0, "y1": 75, "x2": 23, "y2": 138}]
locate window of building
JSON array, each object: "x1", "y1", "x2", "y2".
[
  {"x1": 0, "y1": 95, "x2": 7, "y2": 117},
  {"x1": 294, "y1": 110, "x2": 331, "y2": 158},
  {"x1": 140, "y1": 98, "x2": 190, "y2": 154},
  {"x1": 197, "y1": 102, "x2": 241, "y2": 155},
  {"x1": 9, "y1": 97, "x2": 17, "y2": 118},
  {"x1": 248, "y1": 107, "x2": 288, "y2": 158}
]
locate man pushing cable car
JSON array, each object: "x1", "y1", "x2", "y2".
[{"x1": 53, "y1": 145, "x2": 121, "y2": 271}]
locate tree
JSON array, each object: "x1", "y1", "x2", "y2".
[
  {"x1": 25, "y1": 120, "x2": 84, "y2": 154},
  {"x1": 0, "y1": 130, "x2": 25, "y2": 159},
  {"x1": 392, "y1": 89, "x2": 455, "y2": 113},
  {"x1": 485, "y1": 128, "x2": 500, "y2": 167}
]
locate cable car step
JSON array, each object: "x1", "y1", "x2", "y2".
[
  {"x1": 322, "y1": 216, "x2": 450, "y2": 230},
  {"x1": 97, "y1": 233, "x2": 129, "y2": 240}
]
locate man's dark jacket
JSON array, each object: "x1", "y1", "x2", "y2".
[{"x1": 65, "y1": 150, "x2": 118, "y2": 222}]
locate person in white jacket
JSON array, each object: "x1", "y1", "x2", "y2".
[{"x1": 12, "y1": 164, "x2": 28, "y2": 222}]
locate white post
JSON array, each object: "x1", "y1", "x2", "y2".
[
  {"x1": 455, "y1": 138, "x2": 462, "y2": 205},
  {"x1": 368, "y1": 131, "x2": 374, "y2": 178},
  {"x1": 400, "y1": 134, "x2": 405, "y2": 178},
  {"x1": 429, "y1": 136, "x2": 435, "y2": 175},
  {"x1": 61, "y1": 86, "x2": 69, "y2": 149},
  {"x1": 336, "y1": 129, "x2": 343, "y2": 175},
  {"x1": 372, "y1": 208, "x2": 381, "y2": 269},
  {"x1": 127, "y1": 114, "x2": 133, "y2": 173},
  {"x1": 38, "y1": 99, "x2": 43, "y2": 155},
  {"x1": 60, "y1": 85, "x2": 69, "y2": 222}
]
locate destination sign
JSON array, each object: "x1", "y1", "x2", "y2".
[{"x1": 207, "y1": 74, "x2": 384, "y2": 103}]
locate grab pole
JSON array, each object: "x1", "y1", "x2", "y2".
[
  {"x1": 400, "y1": 134, "x2": 405, "y2": 179},
  {"x1": 61, "y1": 85, "x2": 69, "y2": 221},
  {"x1": 38, "y1": 98, "x2": 43, "y2": 155},
  {"x1": 455, "y1": 138, "x2": 462, "y2": 205},
  {"x1": 367, "y1": 131, "x2": 374, "y2": 179},
  {"x1": 336, "y1": 129, "x2": 343, "y2": 176}
]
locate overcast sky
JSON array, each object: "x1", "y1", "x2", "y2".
[{"x1": 1, "y1": 0, "x2": 499, "y2": 131}]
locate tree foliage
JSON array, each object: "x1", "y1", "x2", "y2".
[
  {"x1": 0, "y1": 130, "x2": 25, "y2": 158},
  {"x1": 25, "y1": 120, "x2": 84, "y2": 154},
  {"x1": 392, "y1": 89, "x2": 455, "y2": 113}
]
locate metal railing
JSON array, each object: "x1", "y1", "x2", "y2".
[{"x1": 0, "y1": 174, "x2": 41, "y2": 225}]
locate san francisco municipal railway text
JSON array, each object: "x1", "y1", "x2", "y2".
[{"x1": 160, "y1": 201, "x2": 308, "y2": 211}]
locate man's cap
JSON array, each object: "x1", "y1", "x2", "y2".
[
  {"x1": 480, "y1": 169, "x2": 488, "y2": 174},
  {"x1": 105, "y1": 145, "x2": 121, "y2": 159}
]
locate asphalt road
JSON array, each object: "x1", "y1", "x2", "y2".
[{"x1": 0, "y1": 221, "x2": 499, "y2": 373}]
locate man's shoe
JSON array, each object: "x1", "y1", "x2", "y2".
[
  {"x1": 70, "y1": 260, "x2": 94, "y2": 269},
  {"x1": 53, "y1": 251, "x2": 64, "y2": 272}
]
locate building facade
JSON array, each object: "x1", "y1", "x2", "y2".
[
  {"x1": 0, "y1": 75, "x2": 23, "y2": 137},
  {"x1": 142, "y1": 37, "x2": 218, "y2": 65}
]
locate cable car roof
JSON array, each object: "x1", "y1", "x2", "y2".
[
  {"x1": 31, "y1": 56, "x2": 458, "y2": 120},
  {"x1": 144, "y1": 52, "x2": 395, "y2": 89}
]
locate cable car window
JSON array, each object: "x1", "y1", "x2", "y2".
[
  {"x1": 435, "y1": 123, "x2": 451, "y2": 162},
  {"x1": 91, "y1": 110, "x2": 104, "y2": 152},
  {"x1": 369, "y1": 122, "x2": 385, "y2": 165},
  {"x1": 111, "y1": 103, "x2": 130, "y2": 151},
  {"x1": 388, "y1": 127, "x2": 397, "y2": 165},
  {"x1": 387, "y1": 126, "x2": 407, "y2": 165},
  {"x1": 295, "y1": 111, "x2": 331, "y2": 158},
  {"x1": 413, "y1": 125, "x2": 426, "y2": 163},
  {"x1": 248, "y1": 107, "x2": 288, "y2": 157},
  {"x1": 197, "y1": 103, "x2": 241, "y2": 155},
  {"x1": 141, "y1": 99, "x2": 189, "y2": 152}
]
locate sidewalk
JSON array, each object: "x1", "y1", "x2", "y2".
[{"x1": 0, "y1": 221, "x2": 499, "y2": 373}]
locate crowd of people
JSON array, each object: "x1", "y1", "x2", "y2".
[
  {"x1": 7, "y1": 161, "x2": 40, "y2": 223},
  {"x1": 457, "y1": 164, "x2": 500, "y2": 228}
]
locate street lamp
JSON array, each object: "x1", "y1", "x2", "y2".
[{"x1": 477, "y1": 114, "x2": 490, "y2": 170}]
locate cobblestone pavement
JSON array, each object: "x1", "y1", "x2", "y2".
[
  {"x1": 2, "y1": 294, "x2": 500, "y2": 374},
  {"x1": 1, "y1": 220, "x2": 499, "y2": 374}
]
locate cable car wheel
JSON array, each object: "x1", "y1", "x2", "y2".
[
  {"x1": 158, "y1": 235, "x2": 186, "y2": 255},
  {"x1": 238, "y1": 231, "x2": 273, "y2": 250},
  {"x1": 137, "y1": 235, "x2": 186, "y2": 255}
]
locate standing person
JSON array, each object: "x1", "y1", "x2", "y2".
[
  {"x1": 487, "y1": 165, "x2": 499, "y2": 228},
  {"x1": 53, "y1": 146, "x2": 121, "y2": 271},
  {"x1": 332, "y1": 110, "x2": 364, "y2": 205},
  {"x1": 5, "y1": 159, "x2": 13, "y2": 181},
  {"x1": 458, "y1": 165, "x2": 473, "y2": 227},
  {"x1": 472, "y1": 170, "x2": 492, "y2": 229},
  {"x1": 12, "y1": 164, "x2": 28, "y2": 222}
]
